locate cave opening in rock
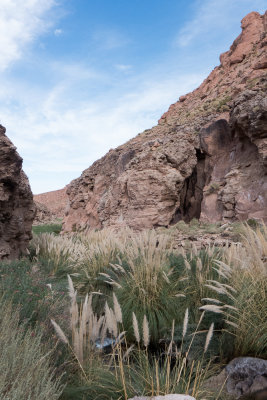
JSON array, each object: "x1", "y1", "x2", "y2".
[{"x1": 171, "y1": 149, "x2": 208, "y2": 224}]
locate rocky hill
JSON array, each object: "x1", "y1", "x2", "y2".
[
  {"x1": 0, "y1": 125, "x2": 35, "y2": 259},
  {"x1": 63, "y1": 11, "x2": 267, "y2": 233},
  {"x1": 34, "y1": 188, "x2": 67, "y2": 224}
]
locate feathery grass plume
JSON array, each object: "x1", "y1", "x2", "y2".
[
  {"x1": 197, "y1": 257, "x2": 203, "y2": 271},
  {"x1": 113, "y1": 292, "x2": 122, "y2": 323},
  {"x1": 184, "y1": 259, "x2": 191, "y2": 270},
  {"x1": 67, "y1": 274, "x2": 76, "y2": 299},
  {"x1": 202, "y1": 297, "x2": 223, "y2": 304},
  {"x1": 132, "y1": 312, "x2": 140, "y2": 343},
  {"x1": 31, "y1": 232, "x2": 82, "y2": 274},
  {"x1": 51, "y1": 319, "x2": 69, "y2": 344},
  {"x1": 204, "y1": 322, "x2": 214, "y2": 353},
  {"x1": 199, "y1": 304, "x2": 223, "y2": 313},
  {"x1": 182, "y1": 308, "x2": 189, "y2": 338},
  {"x1": 105, "y1": 301, "x2": 113, "y2": 334},
  {"x1": 143, "y1": 315, "x2": 150, "y2": 348}
]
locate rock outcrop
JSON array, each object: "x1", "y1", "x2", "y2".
[
  {"x1": 204, "y1": 357, "x2": 267, "y2": 399},
  {"x1": 34, "y1": 188, "x2": 67, "y2": 224},
  {"x1": 0, "y1": 125, "x2": 35, "y2": 259},
  {"x1": 63, "y1": 11, "x2": 267, "y2": 232}
]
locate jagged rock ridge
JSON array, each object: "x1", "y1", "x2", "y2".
[
  {"x1": 0, "y1": 125, "x2": 35, "y2": 259},
  {"x1": 63, "y1": 11, "x2": 267, "y2": 232}
]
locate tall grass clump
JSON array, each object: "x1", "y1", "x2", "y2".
[
  {"x1": 52, "y1": 282, "x2": 214, "y2": 400},
  {"x1": 201, "y1": 223, "x2": 267, "y2": 358},
  {"x1": 72, "y1": 228, "x2": 126, "y2": 294},
  {"x1": 30, "y1": 233, "x2": 85, "y2": 275},
  {"x1": 0, "y1": 299, "x2": 63, "y2": 399},
  {"x1": 51, "y1": 275, "x2": 122, "y2": 367},
  {"x1": 104, "y1": 230, "x2": 186, "y2": 343}
]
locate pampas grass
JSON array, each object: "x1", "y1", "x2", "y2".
[
  {"x1": 0, "y1": 300, "x2": 63, "y2": 399},
  {"x1": 204, "y1": 323, "x2": 214, "y2": 353},
  {"x1": 132, "y1": 312, "x2": 140, "y2": 344},
  {"x1": 143, "y1": 315, "x2": 150, "y2": 348}
]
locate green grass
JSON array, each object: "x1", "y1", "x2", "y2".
[
  {"x1": 0, "y1": 299, "x2": 64, "y2": 399},
  {"x1": 33, "y1": 223, "x2": 62, "y2": 235},
  {"x1": 0, "y1": 258, "x2": 68, "y2": 332}
]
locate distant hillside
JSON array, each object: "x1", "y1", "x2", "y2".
[{"x1": 34, "y1": 188, "x2": 68, "y2": 223}]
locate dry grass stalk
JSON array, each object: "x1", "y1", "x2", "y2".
[
  {"x1": 113, "y1": 292, "x2": 122, "y2": 323},
  {"x1": 143, "y1": 315, "x2": 150, "y2": 348},
  {"x1": 204, "y1": 323, "x2": 214, "y2": 353},
  {"x1": 132, "y1": 312, "x2": 140, "y2": 344},
  {"x1": 182, "y1": 308, "x2": 189, "y2": 338}
]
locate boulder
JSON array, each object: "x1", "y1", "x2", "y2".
[{"x1": 226, "y1": 357, "x2": 267, "y2": 398}]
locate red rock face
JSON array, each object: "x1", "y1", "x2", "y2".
[
  {"x1": 0, "y1": 125, "x2": 36, "y2": 259},
  {"x1": 34, "y1": 188, "x2": 68, "y2": 223},
  {"x1": 63, "y1": 11, "x2": 267, "y2": 232}
]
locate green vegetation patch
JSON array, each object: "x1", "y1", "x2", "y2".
[{"x1": 33, "y1": 223, "x2": 62, "y2": 235}]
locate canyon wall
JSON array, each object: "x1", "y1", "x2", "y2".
[
  {"x1": 63, "y1": 11, "x2": 267, "y2": 232},
  {"x1": 0, "y1": 125, "x2": 35, "y2": 259}
]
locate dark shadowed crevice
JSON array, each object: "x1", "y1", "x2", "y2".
[{"x1": 170, "y1": 149, "x2": 208, "y2": 224}]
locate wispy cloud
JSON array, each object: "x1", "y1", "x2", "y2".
[
  {"x1": 175, "y1": 0, "x2": 266, "y2": 47},
  {"x1": 54, "y1": 28, "x2": 63, "y2": 36},
  {"x1": 0, "y1": 64, "x2": 204, "y2": 193},
  {"x1": 115, "y1": 64, "x2": 132, "y2": 72},
  {"x1": 0, "y1": 0, "x2": 58, "y2": 70},
  {"x1": 92, "y1": 28, "x2": 129, "y2": 50}
]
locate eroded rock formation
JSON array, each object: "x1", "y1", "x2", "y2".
[
  {"x1": 63, "y1": 11, "x2": 267, "y2": 232},
  {"x1": 0, "y1": 125, "x2": 35, "y2": 259},
  {"x1": 34, "y1": 188, "x2": 67, "y2": 224}
]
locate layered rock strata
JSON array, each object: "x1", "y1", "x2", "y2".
[
  {"x1": 63, "y1": 11, "x2": 267, "y2": 232},
  {"x1": 0, "y1": 125, "x2": 35, "y2": 259}
]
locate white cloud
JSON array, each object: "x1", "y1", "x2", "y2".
[
  {"x1": 115, "y1": 64, "x2": 132, "y2": 72},
  {"x1": 92, "y1": 28, "x2": 129, "y2": 50},
  {"x1": 0, "y1": 66, "x2": 204, "y2": 193},
  {"x1": 0, "y1": 0, "x2": 57, "y2": 70},
  {"x1": 54, "y1": 28, "x2": 63, "y2": 36},
  {"x1": 175, "y1": 0, "x2": 266, "y2": 47}
]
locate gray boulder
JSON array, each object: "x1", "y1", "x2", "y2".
[{"x1": 226, "y1": 357, "x2": 267, "y2": 398}]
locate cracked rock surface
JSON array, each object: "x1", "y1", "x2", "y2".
[
  {"x1": 63, "y1": 11, "x2": 267, "y2": 232},
  {"x1": 0, "y1": 125, "x2": 35, "y2": 259}
]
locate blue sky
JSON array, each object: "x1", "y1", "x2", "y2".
[{"x1": 0, "y1": 0, "x2": 266, "y2": 194}]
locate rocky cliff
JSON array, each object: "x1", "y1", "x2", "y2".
[
  {"x1": 34, "y1": 188, "x2": 67, "y2": 224},
  {"x1": 0, "y1": 125, "x2": 35, "y2": 259},
  {"x1": 63, "y1": 11, "x2": 267, "y2": 232}
]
